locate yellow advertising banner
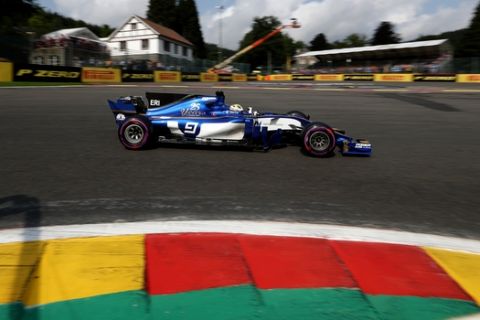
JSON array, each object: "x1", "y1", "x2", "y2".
[
  {"x1": 314, "y1": 74, "x2": 344, "y2": 81},
  {"x1": 200, "y1": 73, "x2": 219, "y2": 82},
  {"x1": 154, "y1": 71, "x2": 181, "y2": 82},
  {"x1": 0, "y1": 62, "x2": 13, "y2": 82},
  {"x1": 457, "y1": 74, "x2": 480, "y2": 83},
  {"x1": 263, "y1": 74, "x2": 293, "y2": 81},
  {"x1": 82, "y1": 67, "x2": 121, "y2": 83},
  {"x1": 374, "y1": 74, "x2": 414, "y2": 82},
  {"x1": 232, "y1": 73, "x2": 247, "y2": 82}
]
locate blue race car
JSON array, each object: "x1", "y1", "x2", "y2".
[{"x1": 107, "y1": 91, "x2": 372, "y2": 157}]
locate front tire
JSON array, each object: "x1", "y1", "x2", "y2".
[
  {"x1": 118, "y1": 116, "x2": 151, "y2": 150},
  {"x1": 302, "y1": 122, "x2": 336, "y2": 157}
]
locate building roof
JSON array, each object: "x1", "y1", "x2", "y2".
[
  {"x1": 42, "y1": 27, "x2": 100, "y2": 41},
  {"x1": 296, "y1": 39, "x2": 449, "y2": 58},
  {"x1": 106, "y1": 15, "x2": 193, "y2": 47},
  {"x1": 137, "y1": 16, "x2": 193, "y2": 46}
]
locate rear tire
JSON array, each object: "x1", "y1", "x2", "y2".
[
  {"x1": 302, "y1": 122, "x2": 336, "y2": 157},
  {"x1": 118, "y1": 116, "x2": 151, "y2": 150}
]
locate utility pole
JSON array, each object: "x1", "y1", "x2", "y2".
[{"x1": 216, "y1": 2, "x2": 224, "y2": 63}]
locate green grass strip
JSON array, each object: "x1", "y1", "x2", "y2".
[
  {"x1": 0, "y1": 287, "x2": 478, "y2": 320},
  {"x1": 368, "y1": 295, "x2": 480, "y2": 320}
]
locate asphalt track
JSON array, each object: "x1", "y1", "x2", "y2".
[{"x1": 1, "y1": 82, "x2": 479, "y2": 239}]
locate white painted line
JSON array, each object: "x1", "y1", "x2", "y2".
[
  {"x1": 159, "y1": 85, "x2": 190, "y2": 88},
  {"x1": 1, "y1": 220, "x2": 480, "y2": 253}
]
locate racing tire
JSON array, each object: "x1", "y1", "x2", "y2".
[
  {"x1": 287, "y1": 110, "x2": 309, "y2": 120},
  {"x1": 118, "y1": 116, "x2": 151, "y2": 150},
  {"x1": 302, "y1": 122, "x2": 336, "y2": 157}
]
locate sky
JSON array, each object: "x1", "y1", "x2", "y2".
[{"x1": 36, "y1": 0, "x2": 478, "y2": 49}]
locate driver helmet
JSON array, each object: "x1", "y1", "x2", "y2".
[{"x1": 229, "y1": 104, "x2": 244, "y2": 112}]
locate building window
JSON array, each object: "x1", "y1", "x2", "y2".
[
  {"x1": 164, "y1": 40, "x2": 170, "y2": 52},
  {"x1": 48, "y1": 55, "x2": 59, "y2": 66},
  {"x1": 33, "y1": 56, "x2": 44, "y2": 64},
  {"x1": 131, "y1": 23, "x2": 137, "y2": 30},
  {"x1": 174, "y1": 44, "x2": 178, "y2": 54},
  {"x1": 183, "y1": 47, "x2": 188, "y2": 56},
  {"x1": 120, "y1": 41, "x2": 126, "y2": 51},
  {"x1": 142, "y1": 39, "x2": 149, "y2": 50}
]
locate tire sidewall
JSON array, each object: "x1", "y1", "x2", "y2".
[
  {"x1": 302, "y1": 125, "x2": 336, "y2": 157},
  {"x1": 118, "y1": 117, "x2": 150, "y2": 150}
]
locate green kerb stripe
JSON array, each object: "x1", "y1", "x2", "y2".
[{"x1": 0, "y1": 287, "x2": 478, "y2": 320}]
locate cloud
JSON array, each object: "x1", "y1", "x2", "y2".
[
  {"x1": 200, "y1": 0, "x2": 478, "y2": 49},
  {"x1": 47, "y1": 0, "x2": 478, "y2": 49},
  {"x1": 51, "y1": 0, "x2": 149, "y2": 27}
]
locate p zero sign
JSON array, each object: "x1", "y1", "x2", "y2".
[
  {"x1": 81, "y1": 67, "x2": 121, "y2": 83},
  {"x1": 14, "y1": 64, "x2": 81, "y2": 82},
  {"x1": 123, "y1": 71, "x2": 154, "y2": 82}
]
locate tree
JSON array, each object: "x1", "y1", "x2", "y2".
[
  {"x1": 0, "y1": 0, "x2": 37, "y2": 62},
  {"x1": 176, "y1": 0, "x2": 206, "y2": 58},
  {"x1": 371, "y1": 21, "x2": 401, "y2": 45},
  {"x1": 238, "y1": 16, "x2": 290, "y2": 70},
  {"x1": 457, "y1": 1, "x2": 480, "y2": 57},
  {"x1": 146, "y1": 0, "x2": 177, "y2": 30},
  {"x1": 332, "y1": 33, "x2": 367, "y2": 48},
  {"x1": 309, "y1": 33, "x2": 330, "y2": 51}
]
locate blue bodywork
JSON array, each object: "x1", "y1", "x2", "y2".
[{"x1": 108, "y1": 91, "x2": 372, "y2": 156}]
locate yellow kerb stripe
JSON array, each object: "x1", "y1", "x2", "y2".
[
  {"x1": 424, "y1": 247, "x2": 480, "y2": 305},
  {"x1": 0, "y1": 235, "x2": 144, "y2": 306}
]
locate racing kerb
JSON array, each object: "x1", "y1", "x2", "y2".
[{"x1": 0, "y1": 220, "x2": 479, "y2": 320}]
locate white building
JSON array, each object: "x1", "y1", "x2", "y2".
[
  {"x1": 106, "y1": 15, "x2": 194, "y2": 68},
  {"x1": 31, "y1": 27, "x2": 109, "y2": 67}
]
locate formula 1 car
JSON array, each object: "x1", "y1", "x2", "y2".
[{"x1": 107, "y1": 91, "x2": 372, "y2": 157}]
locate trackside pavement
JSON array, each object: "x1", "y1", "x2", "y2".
[{"x1": 0, "y1": 221, "x2": 479, "y2": 320}]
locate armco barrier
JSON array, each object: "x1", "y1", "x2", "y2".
[
  {"x1": 154, "y1": 71, "x2": 181, "y2": 82},
  {"x1": 315, "y1": 74, "x2": 344, "y2": 81},
  {"x1": 122, "y1": 70, "x2": 154, "y2": 82},
  {"x1": 81, "y1": 67, "x2": 121, "y2": 83},
  {"x1": 14, "y1": 64, "x2": 81, "y2": 82},
  {"x1": 374, "y1": 73, "x2": 414, "y2": 82},
  {"x1": 457, "y1": 74, "x2": 480, "y2": 83},
  {"x1": 0, "y1": 62, "x2": 13, "y2": 82}
]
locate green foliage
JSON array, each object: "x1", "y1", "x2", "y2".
[
  {"x1": 457, "y1": 1, "x2": 480, "y2": 57},
  {"x1": 332, "y1": 33, "x2": 367, "y2": 48},
  {"x1": 0, "y1": 0, "x2": 37, "y2": 62},
  {"x1": 371, "y1": 21, "x2": 401, "y2": 45},
  {"x1": 146, "y1": 0, "x2": 177, "y2": 30},
  {"x1": 146, "y1": 0, "x2": 207, "y2": 58},
  {"x1": 206, "y1": 43, "x2": 235, "y2": 62},
  {"x1": 237, "y1": 16, "x2": 297, "y2": 70},
  {"x1": 309, "y1": 33, "x2": 330, "y2": 51},
  {"x1": 176, "y1": 0, "x2": 206, "y2": 58},
  {"x1": 416, "y1": 29, "x2": 467, "y2": 55}
]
